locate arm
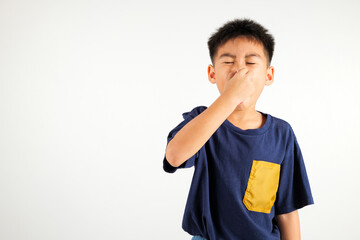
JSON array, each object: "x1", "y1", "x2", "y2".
[
  {"x1": 165, "y1": 93, "x2": 239, "y2": 167},
  {"x1": 166, "y1": 67, "x2": 254, "y2": 167},
  {"x1": 276, "y1": 210, "x2": 301, "y2": 240}
]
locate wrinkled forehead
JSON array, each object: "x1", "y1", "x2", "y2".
[{"x1": 215, "y1": 36, "x2": 267, "y2": 60}]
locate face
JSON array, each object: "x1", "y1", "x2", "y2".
[{"x1": 207, "y1": 37, "x2": 274, "y2": 110}]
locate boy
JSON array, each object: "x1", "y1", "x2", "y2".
[{"x1": 163, "y1": 18, "x2": 314, "y2": 240}]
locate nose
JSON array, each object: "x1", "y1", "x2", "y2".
[
  {"x1": 234, "y1": 59, "x2": 247, "y2": 70},
  {"x1": 231, "y1": 61, "x2": 247, "y2": 77}
]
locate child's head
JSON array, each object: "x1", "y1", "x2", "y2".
[
  {"x1": 208, "y1": 18, "x2": 275, "y2": 67},
  {"x1": 206, "y1": 18, "x2": 275, "y2": 109}
]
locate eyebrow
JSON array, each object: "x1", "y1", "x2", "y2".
[{"x1": 218, "y1": 53, "x2": 262, "y2": 59}]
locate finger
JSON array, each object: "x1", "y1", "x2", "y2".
[
  {"x1": 238, "y1": 67, "x2": 248, "y2": 74},
  {"x1": 232, "y1": 68, "x2": 246, "y2": 77},
  {"x1": 231, "y1": 71, "x2": 238, "y2": 78}
]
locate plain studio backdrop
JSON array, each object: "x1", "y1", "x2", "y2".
[{"x1": 1, "y1": 0, "x2": 359, "y2": 239}]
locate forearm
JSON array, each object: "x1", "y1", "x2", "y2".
[
  {"x1": 276, "y1": 210, "x2": 300, "y2": 240},
  {"x1": 166, "y1": 94, "x2": 238, "y2": 167}
]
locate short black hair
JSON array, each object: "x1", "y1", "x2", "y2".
[{"x1": 207, "y1": 18, "x2": 275, "y2": 67}]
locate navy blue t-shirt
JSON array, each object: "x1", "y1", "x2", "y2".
[{"x1": 163, "y1": 106, "x2": 314, "y2": 240}]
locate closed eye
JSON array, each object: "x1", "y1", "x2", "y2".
[{"x1": 223, "y1": 62, "x2": 255, "y2": 64}]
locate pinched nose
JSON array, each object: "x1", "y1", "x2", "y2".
[
  {"x1": 231, "y1": 71, "x2": 237, "y2": 78},
  {"x1": 231, "y1": 67, "x2": 248, "y2": 79}
]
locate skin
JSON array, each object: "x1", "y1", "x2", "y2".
[
  {"x1": 276, "y1": 210, "x2": 301, "y2": 240},
  {"x1": 208, "y1": 37, "x2": 301, "y2": 239},
  {"x1": 207, "y1": 36, "x2": 274, "y2": 130}
]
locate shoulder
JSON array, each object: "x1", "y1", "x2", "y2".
[
  {"x1": 182, "y1": 105, "x2": 208, "y2": 120},
  {"x1": 268, "y1": 113, "x2": 296, "y2": 139}
]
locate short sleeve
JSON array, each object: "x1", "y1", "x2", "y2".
[
  {"x1": 275, "y1": 125, "x2": 314, "y2": 215},
  {"x1": 162, "y1": 106, "x2": 207, "y2": 173}
]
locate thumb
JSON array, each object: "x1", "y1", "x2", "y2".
[
  {"x1": 238, "y1": 67, "x2": 248, "y2": 75},
  {"x1": 231, "y1": 71, "x2": 238, "y2": 78}
]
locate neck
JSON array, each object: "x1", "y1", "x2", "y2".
[{"x1": 226, "y1": 105, "x2": 265, "y2": 130}]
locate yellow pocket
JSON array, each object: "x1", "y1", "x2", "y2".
[{"x1": 243, "y1": 160, "x2": 281, "y2": 214}]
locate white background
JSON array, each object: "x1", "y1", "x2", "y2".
[{"x1": 1, "y1": 0, "x2": 359, "y2": 239}]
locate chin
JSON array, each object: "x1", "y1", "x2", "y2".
[
  {"x1": 235, "y1": 98, "x2": 254, "y2": 111},
  {"x1": 235, "y1": 102, "x2": 246, "y2": 110}
]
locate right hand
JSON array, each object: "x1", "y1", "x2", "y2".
[{"x1": 222, "y1": 68, "x2": 255, "y2": 105}]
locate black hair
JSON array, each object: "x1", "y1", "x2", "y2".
[{"x1": 207, "y1": 18, "x2": 275, "y2": 67}]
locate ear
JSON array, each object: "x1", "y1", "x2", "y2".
[
  {"x1": 208, "y1": 64, "x2": 216, "y2": 84},
  {"x1": 265, "y1": 66, "x2": 274, "y2": 86}
]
